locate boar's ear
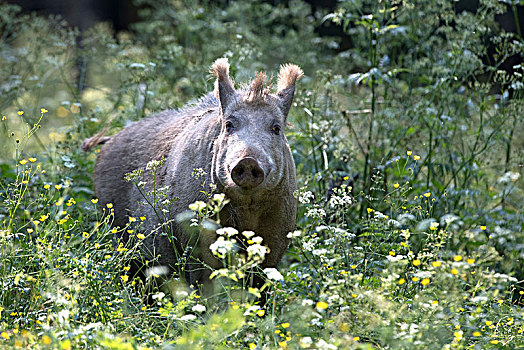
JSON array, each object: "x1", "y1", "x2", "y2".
[
  {"x1": 276, "y1": 63, "x2": 303, "y2": 117},
  {"x1": 211, "y1": 58, "x2": 236, "y2": 115}
]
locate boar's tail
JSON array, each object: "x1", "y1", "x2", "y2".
[
  {"x1": 81, "y1": 114, "x2": 117, "y2": 152},
  {"x1": 81, "y1": 128, "x2": 112, "y2": 152}
]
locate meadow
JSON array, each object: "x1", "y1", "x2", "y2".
[{"x1": 0, "y1": 0, "x2": 523, "y2": 348}]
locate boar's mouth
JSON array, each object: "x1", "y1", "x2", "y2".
[{"x1": 230, "y1": 157, "x2": 267, "y2": 191}]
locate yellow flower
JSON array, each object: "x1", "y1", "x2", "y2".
[
  {"x1": 19, "y1": 159, "x2": 28, "y2": 165},
  {"x1": 256, "y1": 309, "x2": 265, "y2": 317},
  {"x1": 27, "y1": 228, "x2": 34, "y2": 233},
  {"x1": 353, "y1": 336, "x2": 360, "y2": 341},
  {"x1": 249, "y1": 344, "x2": 257, "y2": 349},
  {"x1": 28, "y1": 157, "x2": 37, "y2": 162},
  {"x1": 17, "y1": 111, "x2": 24, "y2": 116},
  {"x1": 1, "y1": 332, "x2": 9, "y2": 339},
  {"x1": 473, "y1": 331, "x2": 481, "y2": 337},
  {"x1": 398, "y1": 278, "x2": 406, "y2": 285},
  {"x1": 40, "y1": 108, "x2": 48, "y2": 114},
  {"x1": 366, "y1": 208, "x2": 373, "y2": 214},
  {"x1": 490, "y1": 340, "x2": 499, "y2": 345},
  {"x1": 421, "y1": 278, "x2": 430, "y2": 286},
  {"x1": 413, "y1": 155, "x2": 420, "y2": 161},
  {"x1": 423, "y1": 192, "x2": 431, "y2": 198},
  {"x1": 61, "y1": 339, "x2": 71, "y2": 350},
  {"x1": 140, "y1": 216, "x2": 146, "y2": 221},
  {"x1": 389, "y1": 251, "x2": 396, "y2": 256},
  {"x1": 120, "y1": 275, "x2": 129, "y2": 282},
  {"x1": 91, "y1": 198, "x2": 98, "y2": 204},
  {"x1": 453, "y1": 255, "x2": 462, "y2": 262},
  {"x1": 393, "y1": 183, "x2": 400, "y2": 189},
  {"x1": 480, "y1": 225, "x2": 486, "y2": 230},
  {"x1": 281, "y1": 322, "x2": 290, "y2": 328},
  {"x1": 339, "y1": 322, "x2": 350, "y2": 332},
  {"x1": 82, "y1": 232, "x2": 89, "y2": 238},
  {"x1": 129, "y1": 216, "x2": 137, "y2": 222},
  {"x1": 44, "y1": 184, "x2": 50, "y2": 190},
  {"x1": 485, "y1": 321, "x2": 492, "y2": 326},
  {"x1": 407, "y1": 151, "x2": 412, "y2": 156},
  {"x1": 432, "y1": 261, "x2": 441, "y2": 267},
  {"x1": 412, "y1": 277, "x2": 419, "y2": 282},
  {"x1": 412, "y1": 259, "x2": 421, "y2": 267},
  {"x1": 136, "y1": 233, "x2": 145, "y2": 240},
  {"x1": 278, "y1": 341, "x2": 287, "y2": 348},
  {"x1": 466, "y1": 258, "x2": 475, "y2": 264},
  {"x1": 316, "y1": 301, "x2": 328, "y2": 310},
  {"x1": 106, "y1": 203, "x2": 113, "y2": 209},
  {"x1": 451, "y1": 268, "x2": 458, "y2": 275},
  {"x1": 1, "y1": 116, "x2": 6, "y2": 121},
  {"x1": 55, "y1": 184, "x2": 62, "y2": 190}
]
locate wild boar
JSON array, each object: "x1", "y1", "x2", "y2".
[{"x1": 83, "y1": 58, "x2": 302, "y2": 296}]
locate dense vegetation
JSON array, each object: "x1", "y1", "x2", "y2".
[{"x1": 1, "y1": 0, "x2": 523, "y2": 348}]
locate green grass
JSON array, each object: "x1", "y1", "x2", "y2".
[{"x1": 1, "y1": 0, "x2": 523, "y2": 348}]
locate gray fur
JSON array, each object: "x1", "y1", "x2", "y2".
[{"x1": 89, "y1": 59, "x2": 302, "y2": 292}]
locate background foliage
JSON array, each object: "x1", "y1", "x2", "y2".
[{"x1": 1, "y1": 0, "x2": 523, "y2": 348}]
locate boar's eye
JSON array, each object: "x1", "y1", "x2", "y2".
[
  {"x1": 271, "y1": 124, "x2": 281, "y2": 135},
  {"x1": 225, "y1": 120, "x2": 235, "y2": 133}
]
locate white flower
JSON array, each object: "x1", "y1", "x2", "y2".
[
  {"x1": 298, "y1": 191, "x2": 314, "y2": 204},
  {"x1": 212, "y1": 193, "x2": 226, "y2": 203},
  {"x1": 287, "y1": 230, "x2": 302, "y2": 238},
  {"x1": 152, "y1": 292, "x2": 165, "y2": 300},
  {"x1": 373, "y1": 210, "x2": 388, "y2": 220},
  {"x1": 251, "y1": 236, "x2": 263, "y2": 244},
  {"x1": 388, "y1": 219, "x2": 400, "y2": 227},
  {"x1": 312, "y1": 248, "x2": 327, "y2": 256},
  {"x1": 242, "y1": 230, "x2": 255, "y2": 238},
  {"x1": 316, "y1": 339, "x2": 337, "y2": 350},
  {"x1": 57, "y1": 310, "x2": 70, "y2": 324},
  {"x1": 497, "y1": 171, "x2": 520, "y2": 184},
  {"x1": 302, "y1": 299, "x2": 314, "y2": 306},
  {"x1": 216, "y1": 227, "x2": 238, "y2": 237},
  {"x1": 305, "y1": 207, "x2": 326, "y2": 218},
  {"x1": 209, "y1": 236, "x2": 236, "y2": 258},
  {"x1": 188, "y1": 201, "x2": 206, "y2": 211},
  {"x1": 247, "y1": 244, "x2": 267, "y2": 258},
  {"x1": 300, "y1": 337, "x2": 313, "y2": 348},
  {"x1": 179, "y1": 314, "x2": 197, "y2": 321},
  {"x1": 145, "y1": 266, "x2": 170, "y2": 279},
  {"x1": 302, "y1": 241, "x2": 315, "y2": 251},
  {"x1": 386, "y1": 254, "x2": 405, "y2": 262},
  {"x1": 263, "y1": 268, "x2": 284, "y2": 281},
  {"x1": 192, "y1": 304, "x2": 206, "y2": 313},
  {"x1": 243, "y1": 305, "x2": 261, "y2": 316}
]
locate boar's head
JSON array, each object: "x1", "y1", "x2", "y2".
[{"x1": 210, "y1": 58, "x2": 303, "y2": 203}]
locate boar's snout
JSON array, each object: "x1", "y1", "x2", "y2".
[{"x1": 231, "y1": 157, "x2": 265, "y2": 190}]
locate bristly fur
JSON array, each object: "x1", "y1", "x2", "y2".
[
  {"x1": 210, "y1": 57, "x2": 230, "y2": 81},
  {"x1": 246, "y1": 71, "x2": 271, "y2": 103},
  {"x1": 211, "y1": 58, "x2": 235, "y2": 100},
  {"x1": 277, "y1": 63, "x2": 304, "y2": 92}
]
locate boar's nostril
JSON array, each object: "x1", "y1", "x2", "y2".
[{"x1": 231, "y1": 157, "x2": 265, "y2": 190}]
